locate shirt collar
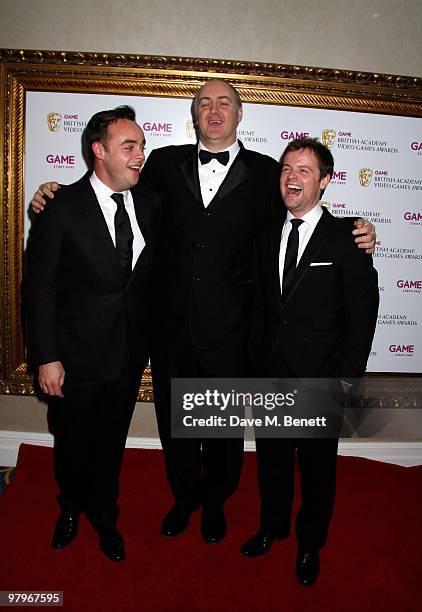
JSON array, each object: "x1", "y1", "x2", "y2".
[
  {"x1": 89, "y1": 171, "x2": 129, "y2": 202},
  {"x1": 285, "y1": 202, "x2": 323, "y2": 227}
]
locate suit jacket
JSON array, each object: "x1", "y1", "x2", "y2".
[
  {"x1": 25, "y1": 173, "x2": 158, "y2": 381},
  {"x1": 252, "y1": 207, "x2": 379, "y2": 379},
  {"x1": 135, "y1": 142, "x2": 283, "y2": 349}
]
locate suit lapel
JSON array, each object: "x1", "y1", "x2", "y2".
[
  {"x1": 282, "y1": 208, "x2": 333, "y2": 308},
  {"x1": 130, "y1": 242, "x2": 151, "y2": 281},
  {"x1": 78, "y1": 178, "x2": 123, "y2": 279},
  {"x1": 132, "y1": 188, "x2": 151, "y2": 245},
  {"x1": 180, "y1": 147, "x2": 202, "y2": 204},
  {"x1": 130, "y1": 189, "x2": 155, "y2": 281},
  {"x1": 208, "y1": 143, "x2": 250, "y2": 208},
  {"x1": 270, "y1": 222, "x2": 284, "y2": 309}
]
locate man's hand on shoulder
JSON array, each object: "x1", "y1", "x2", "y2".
[
  {"x1": 38, "y1": 361, "x2": 65, "y2": 397},
  {"x1": 31, "y1": 182, "x2": 61, "y2": 213},
  {"x1": 352, "y1": 218, "x2": 376, "y2": 254}
]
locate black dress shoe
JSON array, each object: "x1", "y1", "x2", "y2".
[
  {"x1": 99, "y1": 527, "x2": 125, "y2": 562},
  {"x1": 241, "y1": 529, "x2": 281, "y2": 557},
  {"x1": 161, "y1": 505, "x2": 194, "y2": 538},
  {"x1": 201, "y1": 506, "x2": 226, "y2": 544},
  {"x1": 296, "y1": 549, "x2": 320, "y2": 586},
  {"x1": 51, "y1": 512, "x2": 79, "y2": 550}
]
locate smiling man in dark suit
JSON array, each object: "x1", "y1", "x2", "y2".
[
  {"x1": 140, "y1": 80, "x2": 285, "y2": 544},
  {"x1": 25, "y1": 106, "x2": 157, "y2": 562},
  {"x1": 30, "y1": 81, "x2": 376, "y2": 547},
  {"x1": 135, "y1": 81, "x2": 378, "y2": 545},
  {"x1": 241, "y1": 138, "x2": 379, "y2": 585}
]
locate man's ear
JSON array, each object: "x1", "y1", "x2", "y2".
[
  {"x1": 91, "y1": 141, "x2": 105, "y2": 161},
  {"x1": 237, "y1": 104, "x2": 243, "y2": 125},
  {"x1": 320, "y1": 174, "x2": 331, "y2": 191}
]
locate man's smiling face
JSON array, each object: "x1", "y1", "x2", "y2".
[
  {"x1": 195, "y1": 80, "x2": 243, "y2": 152},
  {"x1": 92, "y1": 118, "x2": 146, "y2": 192},
  {"x1": 280, "y1": 148, "x2": 331, "y2": 217}
]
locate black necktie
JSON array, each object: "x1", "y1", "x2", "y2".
[
  {"x1": 111, "y1": 192, "x2": 133, "y2": 282},
  {"x1": 198, "y1": 149, "x2": 230, "y2": 166},
  {"x1": 282, "y1": 218, "x2": 304, "y2": 296}
]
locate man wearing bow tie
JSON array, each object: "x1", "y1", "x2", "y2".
[
  {"x1": 31, "y1": 80, "x2": 376, "y2": 546},
  {"x1": 25, "y1": 106, "x2": 158, "y2": 561},
  {"x1": 138, "y1": 81, "x2": 376, "y2": 544},
  {"x1": 241, "y1": 138, "x2": 379, "y2": 585},
  {"x1": 141, "y1": 80, "x2": 287, "y2": 544}
]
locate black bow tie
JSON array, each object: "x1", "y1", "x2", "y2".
[{"x1": 199, "y1": 149, "x2": 230, "y2": 166}]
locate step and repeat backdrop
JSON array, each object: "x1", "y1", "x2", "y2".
[{"x1": 24, "y1": 91, "x2": 421, "y2": 373}]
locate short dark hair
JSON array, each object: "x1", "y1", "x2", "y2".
[
  {"x1": 191, "y1": 79, "x2": 242, "y2": 126},
  {"x1": 280, "y1": 137, "x2": 334, "y2": 181},
  {"x1": 82, "y1": 105, "x2": 136, "y2": 170}
]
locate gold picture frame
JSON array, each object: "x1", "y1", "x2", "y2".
[{"x1": 0, "y1": 48, "x2": 421, "y2": 401}]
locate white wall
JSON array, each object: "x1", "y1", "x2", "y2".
[{"x1": 1, "y1": 0, "x2": 421, "y2": 76}]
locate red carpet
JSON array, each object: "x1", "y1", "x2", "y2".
[{"x1": 1, "y1": 444, "x2": 421, "y2": 611}]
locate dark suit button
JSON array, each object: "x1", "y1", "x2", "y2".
[
  {"x1": 282, "y1": 320, "x2": 288, "y2": 326},
  {"x1": 196, "y1": 243, "x2": 205, "y2": 248},
  {"x1": 203, "y1": 211, "x2": 210, "y2": 216}
]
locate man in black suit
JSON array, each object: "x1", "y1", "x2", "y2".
[
  {"x1": 240, "y1": 138, "x2": 379, "y2": 585},
  {"x1": 25, "y1": 106, "x2": 157, "y2": 561},
  {"x1": 139, "y1": 80, "x2": 286, "y2": 544},
  {"x1": 31, "y1": 81, "x2": 376, "y2": 546},
  {"x1": 138, "y1": 82, "x2": 376, "y2": 545}
]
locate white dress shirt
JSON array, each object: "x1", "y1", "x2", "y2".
[
  {"x1": 198, "y1": 140, "x2": 240, "y2": 207},
  {"x1": 89, "y1": 172, "x2": 145, "y2": 270},
  {"x1": 279, "y1": 203, "x2": 323, "y2": 294}
]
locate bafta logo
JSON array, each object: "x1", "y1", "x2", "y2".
[
  {"x1": 359, "y1": 168, "x2": 373, "y2": 188},
  {"x1": 186, "y1": 119, "x2": 196, "y2": 140},
  {"x1": 322, "y1": 129, "x2": 336, "y2": 149},
  {"x1": 320, "y1": 201, "x2": 331, "y2": 210},
  {"x1": 47, "y1": 112, "x2": 62, "y2": 133}
]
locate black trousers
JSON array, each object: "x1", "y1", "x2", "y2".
[
  {"x1": 255, "y1": 437, "x2": 339, "y2": 550},
  {"x1": 151, "y1": 328, "x2": 247, "y2": 510},
  {"x1": 47, "y1": 361, "x2": 142, "y2": 530}
]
